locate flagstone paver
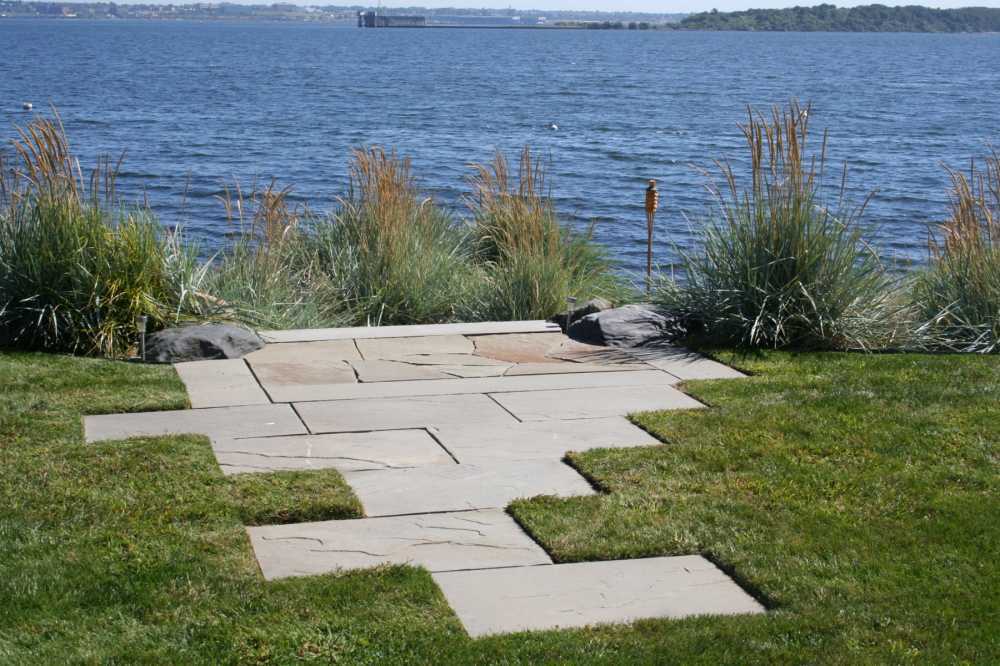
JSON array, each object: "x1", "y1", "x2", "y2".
[
  {"x1": 84, "y1": 404, "x2": 307, "y2": 443},
  {"x1": 490, "y1": 385, "x2": 704, "y2": 421},
  {"x1": 349, "y1": 359, "x2": 453, "y2": 382},
  {"x1": 88, "y1": 322, "x2": 761, "y2": 636},
  {"x1": 245, "y1": 339, "x2": 362, "y2": 363},
  {"x1": 432, "y1": 555, "x2": 765, "y2": 637},
  {"x1": 295, "y1": 394, "x2": 517, "y2": 433},
  {"x1": 269, "y1": 369, "x2": 680, "y2": 403},
  {"x1": 211, "y1": 430, "x2": 452, "y2": 475},
  {"x1": 248, "y1": 508, "x2": 551, "y2": 579},
  {"x1": 174, "y1": 359, "x2": 270, "y2": 408},
  {"x1": 626, "y1": 348, "x2": 747, "y2": 380},
  {"x1": 343, "y1": 461, "x2": 596, "y2": 516},
  {"x1": 431, "y1": 417, "x2": 660, "y2": 464},
  {"x1": 356, "y1": 334, "x2": 474, "y2": 360}
]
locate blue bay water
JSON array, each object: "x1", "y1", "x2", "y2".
[{"x1": 1, "y1": 19, "x2": 999, "y2": 273}]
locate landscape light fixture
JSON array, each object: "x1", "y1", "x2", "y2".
[
  {"x1": 565, "y1": 296, "x2": 578, "y2": 333},
  {"x1": 136, "y1": 315, "x2": 148, "y2": 361},
  {"x1": 645, "y1": 179, "x2": 660, "y2": 294}
]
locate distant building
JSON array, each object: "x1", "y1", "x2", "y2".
[{"x1": 357, "y1": 11, "x2": 426, "y2": 28}]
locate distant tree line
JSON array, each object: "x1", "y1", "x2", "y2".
[{"x1": 678, "y1": 4, "x2": 1000, "y2": 32}]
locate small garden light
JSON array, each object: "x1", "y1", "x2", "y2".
[
  {"x1": 565, "y1": 296, "x2": 577, "y2": 333},
  {"x1": 136, "y1": 314, "x2": 148, "y2": 361},
  {"x1": 645, "y1": 179, "x2": 660, "y2": 294}
]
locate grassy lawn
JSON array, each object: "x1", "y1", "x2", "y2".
[{"x1": 1, "y1": 350, "x2": 997, "y2": 664}]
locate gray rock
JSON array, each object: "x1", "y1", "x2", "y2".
[
  {"x1": 145, "y1": 324, "x2": 263, "y2": 363},
  {"x1": 568, "y1": 304, "x2": 682, "y2": 348},
  {"x1": 551, "y1": 297, "x2": 613, "y2": 331}
]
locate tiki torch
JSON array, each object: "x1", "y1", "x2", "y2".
[{"x1": 644, "y1": 179, "x2": 659, "y2": 293}]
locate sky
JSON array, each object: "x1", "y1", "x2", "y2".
[{"x1": 369, "y1": 1, "x2": 999, "y2": 10}]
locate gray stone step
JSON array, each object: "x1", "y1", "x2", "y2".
[
  {"x1": 431, "y1": 417, "x2": 660, "y2": 464},
  {"x1": 272, "y1": 369, "x2": 679, "y2": 403},
  {"x1": 248, "y1": 508, "x2": 551, "y2": 579},
  {"x1": 343, "y1": 461, "x2": 595, "y2": 516},
  {"x1": 295, "y1": 394, "x2": 517, "y2": 433},
  {"x1": 489, "y1": 385, "x2": 705, "y2": 421},
  {"x1": 432, "y1": 555, "x2": 765, "y2": 637},
  {"x1": 212, "y1": 430, "x2": 453, "y2": 475},
  {"x1": 84, "y1": 404, "x2": 307, "y2": 443}
]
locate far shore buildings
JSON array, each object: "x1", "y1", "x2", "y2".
[{"x1": 357, "y1": 11, "x2": 426, "y2": 28}]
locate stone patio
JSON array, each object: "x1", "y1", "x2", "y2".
[{"x1": 85, "y1": 320, "x2": 763, "y2": 636}]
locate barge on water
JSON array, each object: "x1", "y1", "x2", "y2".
[{"x1": 357, "y1": 11, "x2": 426, "y2": 28}]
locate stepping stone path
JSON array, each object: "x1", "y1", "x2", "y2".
[{"x1": 85, "y1": 320, "x2": 764, "y2": 636}]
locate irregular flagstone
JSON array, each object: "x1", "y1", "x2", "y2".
[
  {"x1": 295, "y1": 394, "x2": 516, "y2": 433},
  {"x1": 503, "y1": 362, "x2": 646, "y2": 376},
  {"x1": 431, "y1": 417, "x2": 660, "y2": 464},
  {"x1": 432, "y1": 555, "x2": 765, "y2": 637},
  {"x1": 269, "y1": 369, "x2": 679, "y2": 403},
  {"x1": 343, "y1": 461, "x2": 595, "y2": 516},
  {"x1": 490, "y1": 385, "x2": 704, "y2": 421},
  {"x1": 173, "y1": 359, "x2": 270, "y2": 408},
  {"x1": 355, "y1": 335, "x2": 474, "y2": 360},
  {"x1": 261, "y1": 320, "x2": 561, "y2": 343},
  {"x1": 438, "y1": 365, "x2": 513, "y2": 379},
  {"x1": 245, "y1": 340, "x2": 361, "y2": 363},
  {"x1": 548, "y1": 339, "x2": 647, "y2": 366},
  {"x1": 84, "y1": 404, "x2": 307, "y2": 443},
  {"x1": 248, "y1": 509, "x2": 552, "y2": 580},
  {"x1": 349, "y1": 360, "x2": 453, "y2": 383},
  {"x1": 390, "y1": 353, "x2": 510, "y2": 367},
  {"x1": 249, "y1": 360, "x2": 357, "y2": 391},
  {"x1": 626, "y1": 347, "x2": 746, "y2": 380},
  {"x1": 211, "y1": 430, "x2": 452, "y2": 475},
  {"x1": 470, "y1": 332, "x2": 569, "y2": 364}
]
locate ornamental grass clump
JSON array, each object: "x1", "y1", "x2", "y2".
[
  {"x1": 657, "y1": 102, "x2": 893, "y2": 350},
  {"x1": 210, "y1": 180, "x2": 344, "y2": 330},
  {"x1": 0, "y1": 115, "x2": 199, "y2": 357},
  {"x1": 314, "y1": 147, "x2": 479, "y2": 325},
  {"x1": 911, "y1": 151, "x2": 1000, "y2": 353},
  {"x1": 468, "y1": 147, "x2": 624, "y2": 320}
]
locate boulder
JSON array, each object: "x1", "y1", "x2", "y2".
[
  {"x1": 550, "y1": 297, "x2": 613, "y2": 332},
  {"x1": 568, "y1": 304, "x2": 683, "y2": 348},
  {"x1": 145, "y1": 324, "x2": 263, "y2": 363}
]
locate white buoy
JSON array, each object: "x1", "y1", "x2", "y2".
[
  {"x1": 550, "y1": 123, "x2": 559, "y2": 131},
  {"x1": 22, "y1": 102, "x2": 33, "y2": 111}
]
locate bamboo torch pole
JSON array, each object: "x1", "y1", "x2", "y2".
[{"x1": 644, "y1": 179, "x2": 660, "y2": 295}]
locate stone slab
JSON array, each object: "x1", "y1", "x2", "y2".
[
  {"x1": 245, "y1": 340, "x2": 361, "y2": 363},
  {"x1": 438, "y1": 365, "x2": 513, "y2": 379},
  {"x1": 261, "y1": 321, "x2": 561, "y2": 343},
  {"x1": 356, "y1": 335, "x2": 474, "y2": 360},
  {"x1": 250, "y1": 360, "x2": 357, "y2": 391},
  {"x1": 627, "y1": 348, "x2": 746, "y2": 380},
  {"x1": 432, "y1": 417, "x2": 660, "y2": 464},
  {"x1": 503, "y1": 362, "x2": 646, "y2": 376},
  {"x1": 343, "y1": 461, "x2": 595, "y2": 516},
  {"x1": 84, "y1": 404, "x2": 307, "y2": 443},
  {"x1": 248, "y1": 509, "x2": 551, "y2": 579},
  {"x1": 350, "y1": 360, "x2": 452, "y2": 383},
  {"x1": 173, "y1": 359, "x2": 271, "y2": 408},
  {"x1": 269, "y1": 370, "x2": 679, "y2": 403},
  {"x1": 391, "y1": 353, "x2": 511, "y2": 367},
  {"x1": 295, "y1": 394, "x2": 516, "y2": 433},
  {"x1": 470, "y1": 332, "x2": 568, "y2": 364},
  {"x1": 433, "y1": 555, "x2": 765, "y2": 637},
  {"x1": 490, "y1": 385, "x2": 704, "y2": 421},
  {"x1": 212, "y1": 430, "x2": 452, "y2": 475}
]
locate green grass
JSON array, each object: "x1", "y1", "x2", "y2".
[{"x1": 2, "y1": 350, "x2": 998, "y2": 663}]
